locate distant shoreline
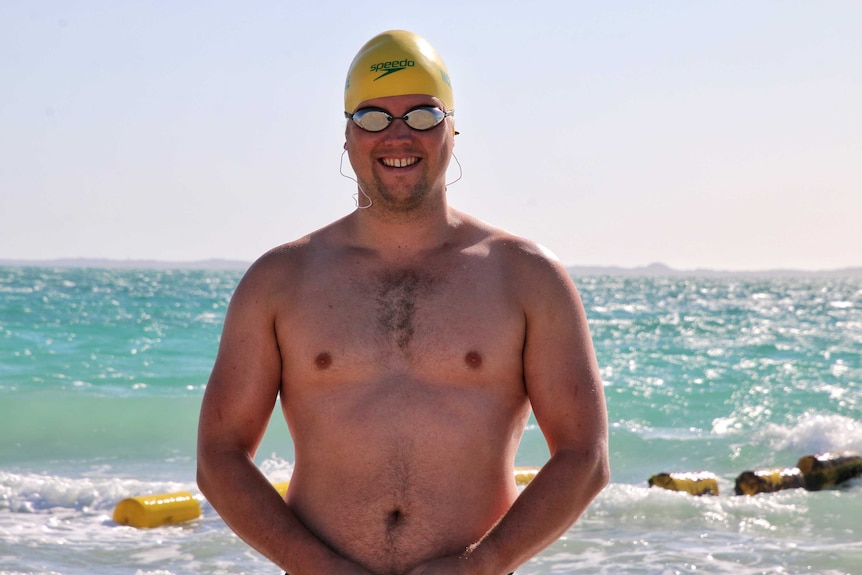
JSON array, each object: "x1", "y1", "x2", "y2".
[
  {"x1": 566, "y1": 262, "x2": 862, "y2": 278},
  {"x1": 2, "y1": 258, "x2": 861, "y2": 278},
  {"x1": 0, "y1": 258, "x2": 251, "y2": 271}
]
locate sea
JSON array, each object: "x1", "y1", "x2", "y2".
[{"x1": 1, "y1": 264, "x2": 860, "y2": 575}]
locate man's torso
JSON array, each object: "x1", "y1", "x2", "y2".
[{"x1": 269, "y1": 219, "x2": 533, "y2": 574}]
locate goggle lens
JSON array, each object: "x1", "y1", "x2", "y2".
[{"x1": 346, "y1": 106, "x2": 453, "y2": 132}]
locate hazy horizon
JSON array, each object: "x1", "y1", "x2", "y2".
[{"x1": 2, "y1": 256, "x2": 860, "y2": 277}]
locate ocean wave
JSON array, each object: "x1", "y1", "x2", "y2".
[
  {"x1": 756, "y1": 412, "x2": 862, "y2": 454},
  {"x1": 0, "y1": 454, "x2": 294, "y2": 516},
  {"x1": 0, "y1": 471, "x2": 197, "y2": 514},
  {"x1": 522, "y1": 482, "x2": 862, "y2": 575}
]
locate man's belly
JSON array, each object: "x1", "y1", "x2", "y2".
[
  {"x1": 286, "y1": 452, "x2": 518, "y2": 575},
  {"x1": 279, "y1": 353, "x2": 531, "y2": 573},
  {"x1": 282, "y1": 387, "x2": 528, "y2": 574}
]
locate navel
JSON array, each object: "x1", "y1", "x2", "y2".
[
  {"x1": 386, "y1": 508, "x2": 403, "y2": 527},
  {"x1": 314, "y1": 352, "x2": 332, "y2": 370},
  {"x1": 464, "y1": 350, "x2": 483, "y2": 369}
]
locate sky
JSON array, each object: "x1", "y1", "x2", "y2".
[{"x1": 1, "y1": 1, "x2": 860, "y2": 271}]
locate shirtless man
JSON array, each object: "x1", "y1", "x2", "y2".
[{"x1": 197, "y1": 30, "x2": 609, "y2": 575}]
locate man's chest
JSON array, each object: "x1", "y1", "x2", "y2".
[{"x1": 275, "y1": 261, "x2": 525, "y2": 376}]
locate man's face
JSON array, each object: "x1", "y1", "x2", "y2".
[{"x1": 345, "y1": 94, "x2": 455, "y2": 214}]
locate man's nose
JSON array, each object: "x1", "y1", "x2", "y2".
[{"x1": 385, "y1": 117, "x2": 414, "y2": 139}]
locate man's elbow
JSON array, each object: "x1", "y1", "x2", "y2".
[
  {"x1": 592, "y1": 451, "x2": 611, "y2": 496},
  {"x1": 196, "y1": 451, "x2": 215, "y2": 500},
  {"x1": 553, "y1": 444, "x2": 610, "y2": 497},
  {"x1": 574, "y1": 443, "x2": 611, "y2": 501},
  {"x1": 196, "y1": 441, "x2": 227, "y2": 502}
]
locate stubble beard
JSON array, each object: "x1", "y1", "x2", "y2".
[{"x1": 369, "y1": 168, "x2": 437, "y2": 216}]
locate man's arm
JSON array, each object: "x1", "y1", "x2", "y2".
[
  {"x1": 196, "y1": 257, "x2": 373, "y2": 575},
  {"x1": 409, "y1": 245, "x2": 610, "y2": 575}
]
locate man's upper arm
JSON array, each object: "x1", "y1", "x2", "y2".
[
  {"x1": 198, "y1": 260, "x2": 284, "y2": 458},
  {"x1": 519, "y1": 248, "x2": 607, "y2": 457}
]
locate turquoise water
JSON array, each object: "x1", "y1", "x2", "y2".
[{"x1": 1, "y1": 266, "x2": 861, "y2": 575}]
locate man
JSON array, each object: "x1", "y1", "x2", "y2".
[{"x1": 197, "y1": 30, "x2": 609, "y2": 575}]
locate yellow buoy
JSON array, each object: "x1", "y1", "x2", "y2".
[
  {"x1": 273, "y1": 481, "x2": 290, "y2": 498},
  {"x1": 514, "y1": 466, "x2": 539, "y2": 486},
  {"x1": 113, "y1": 491, "x2": 201, "y2": 528},
  {"x1": 648, "y1": 471, "x2": 719, "y2": 496},
  {"x1": 734, "y1": 467, "x2": 805, "y2": 496},
  {"x1": 797, "y1": 452, "x2": 862, "y2": 491}
]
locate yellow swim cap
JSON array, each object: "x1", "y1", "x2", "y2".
[{"x1": 344, "y1": 30, "x2": 454, "y2": 113}]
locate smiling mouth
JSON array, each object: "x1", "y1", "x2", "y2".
[{"x1": 380, "y1": 157, "x2": 419, "y2": 168}]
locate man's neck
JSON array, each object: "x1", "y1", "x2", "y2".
[{"x1": 346, "y1": 200, "x2": 462, "y2": 261}]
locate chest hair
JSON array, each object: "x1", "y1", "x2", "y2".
[{"x1": 373, "y1": 268, "x2": 439, "y2": 351}]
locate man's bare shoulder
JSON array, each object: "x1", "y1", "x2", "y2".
[
  {"x1": 240, "y1": 217, "x2": 350, "y2": 286},
  {"x1": 238, "y1": 241, "x2": 305, "y2": 293},
  {"x1": 457, "y1": 211, "x2": 567, "y2": 277}
]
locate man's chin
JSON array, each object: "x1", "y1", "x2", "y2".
[{"x1": 372, "y1": 181, "x2": 432, "y2": 213}]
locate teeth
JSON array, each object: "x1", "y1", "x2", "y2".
[{"x1": 382, "y1": 157, "x2": 418, "y2": 168}]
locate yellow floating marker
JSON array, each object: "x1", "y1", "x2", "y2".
[
  {"x1": 113, "y1": 491, "x2": 201, "y2": 528},
  {"x1": 514, "y1": 466, "x2": 539, "y2": 486},
  {"x1": 273, "y1": 481, "x2": 290, "y2": 498},
  {"x1": 648, "y1": 471, "x2": 719, "y2": 496},
  {"x1": 734, "y1": 467, "x2": 805, "y2": 496},
  {"x1": 797, "y1": 452, "x2": 862, "y2": 491}
]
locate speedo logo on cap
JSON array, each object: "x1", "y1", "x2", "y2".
[{"x1": 370, "y1": 59, "x2": 415, "y2": 80}]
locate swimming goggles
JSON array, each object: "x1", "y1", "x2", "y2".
[{"x1": 345, "y1": 106, "x2": 454, "y2": 132}]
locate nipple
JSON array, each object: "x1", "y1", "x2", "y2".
[
  {"x1": 464, "y1": 351, "x2": 483, "y2": 369},
  {"x1": 315, "y1": 352, "x2": 333, "y2": 370}
]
